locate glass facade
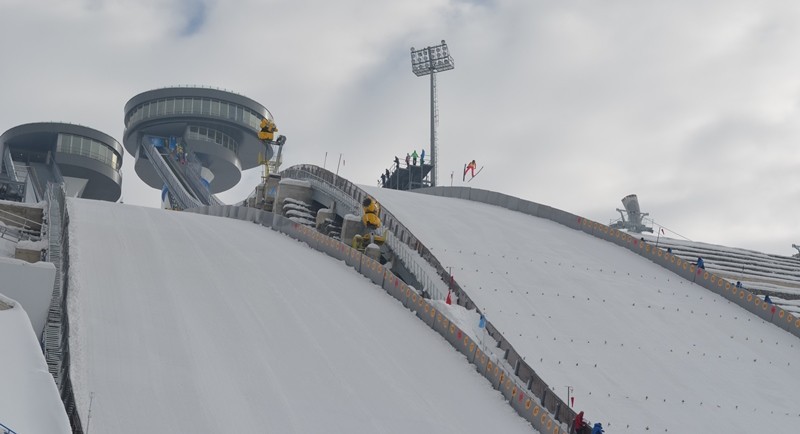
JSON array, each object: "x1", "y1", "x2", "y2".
[
  {"x1": 125, "y1": 97, "x2": 269, "y2": 131},
  {"x1": 186, "y1": 126, "x2": 239, "y2": 154},
  {"x1": 56, "y1": 134, "x2": 121, "y2": 170}
]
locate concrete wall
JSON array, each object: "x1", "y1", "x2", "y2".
[{"x1": 0, "y1": 257, "x2": 56, "y2": 338}]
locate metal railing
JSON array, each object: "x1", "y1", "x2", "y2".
[
  {"x1": 283, "y1": 165, "x2": 452, "y2": 302},
  {"x1": 42, "y1": 182, "x2": 83, "y2": 433},
  {"x1": 50, "y1": 152, "x2": 64, "y2": 184},
  {"x1": 0, "y1": 421, "x2": 17, "y2": 434},
  {"x1": 384, "y1": 231, "x2": 449, "y2": 300},
  {"x1": 0, "y1": 204, "x2": 41, "y2": 243}
]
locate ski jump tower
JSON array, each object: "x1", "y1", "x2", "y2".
[{"x1": 123, "y1": 86, "x2": 275, "y2": 209}]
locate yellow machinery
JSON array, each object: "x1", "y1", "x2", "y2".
[
  {"x1": 258, "y1": 118, "x2": 278, "y2": 141},
  {"x1": 352, "y1": 196, "x2": 386, "y2": 250},
  {"x1": 251, "y1": 117, "x2": 286, "y2": 211}
]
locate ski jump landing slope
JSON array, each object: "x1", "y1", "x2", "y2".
[
  {"x1": 362, "y1": 186, "x2": 800, "y2": 434},
  {"x1": 66, "y1": 199, "x2": 536, "y2": 434}
]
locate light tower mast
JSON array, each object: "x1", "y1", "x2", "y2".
[{"x1": 410, "y1": 40, "x2": 454, "y2": 187}]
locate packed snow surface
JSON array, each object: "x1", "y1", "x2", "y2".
[
  {"x1": 0, "y1": 294, "x2": 70, "y2": 434},
  {"x1": 363, "y1": 186, "x2": 800, "y2": 434},
  {"x1": 66, "y1": 198, "x2": 536, "y2": 434}
]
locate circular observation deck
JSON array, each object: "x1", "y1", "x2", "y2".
[
  {"x1": 0, "y1": 122, "x2": 123, "y2": 201},
  {"x1": 123, "y1": 86, "x2": 274, "y2": 193}
]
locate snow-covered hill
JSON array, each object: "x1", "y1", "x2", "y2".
[
  {"x1": 363, "y1": 185, "x2": 800, "y2": 434},
  {"x1": 65, "y1": 198, "x2": 536, "y2": 433}
]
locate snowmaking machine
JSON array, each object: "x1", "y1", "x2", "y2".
[
  {"x1": 351, "y1": 196, "x2": 386, "y2": 252},
  {"x1": 251, "y1": 118, "x2": 286, "y2": 211}
]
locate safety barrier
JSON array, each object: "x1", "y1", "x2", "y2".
[{"x1": 417, "y1": 186, "x2": 800, "y2": 341}]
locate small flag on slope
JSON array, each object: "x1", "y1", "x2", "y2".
[{"x1": 445, "y1": 291, "x2": 452, "y2": 305}]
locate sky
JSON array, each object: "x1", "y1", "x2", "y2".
[
  {"x1": 1, "y1": 0, "x2": 800, "y2": 255},
  {"x1": 63, "y1": 198, "x2": 537, "y2": 433}
]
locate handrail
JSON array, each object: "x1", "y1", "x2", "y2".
[
  {"x1": 50, "y1": 152, "x2": 64, "y2": 184},
  {"x1": 3, "y1": 146, "x2": 17, "y2": 182},
  {"x1": 177, "y1": 148, "x2": 214, "y2": 205},
  {"x1": 0, "y1": 421, "x2": 17, "y2": 434},
  {"x1": 140, "y1": 138, "x2": 202, "y2": 210},
  {"x1": 0, "y1": 208, "x2": 40, "y2": 234}
]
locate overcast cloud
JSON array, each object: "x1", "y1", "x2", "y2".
[{"x1": 1, "y1": 0, "x2": 799, "y2": 255}]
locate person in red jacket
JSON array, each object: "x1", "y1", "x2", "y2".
[{"x1": 572, "y1": 411, "x2": 588, "y2": 434}]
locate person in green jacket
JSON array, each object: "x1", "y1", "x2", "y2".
[{"x1": 411, "y1": 150, "x2": 419, "y2": 165}]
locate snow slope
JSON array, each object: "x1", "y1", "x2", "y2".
[
  {"x1": 363, "y1": 186, "x2": 800, "y2": 434},
  {"x1": 0, "y1": 294, "x2": 70, "y2": 434},
  {"x1": 66, "y1": 199, "x2": 536, "y2": 433}
]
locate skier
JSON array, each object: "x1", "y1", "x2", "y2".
[
  {"x1": 464, "y1": 159, "x2": 477, "y2": 179},
  {"x1": 591, "y1": 422, "x2": 604, "y2": 434},
  {"x1": 696, "y1": 257, "x2": 705, "y2": 269},
  {"x1": 765, "y1": 294, "x2": 772, "y2": 304},
  {"x1": 411, "y1": 150, "x2": 419, "y2": 165}
]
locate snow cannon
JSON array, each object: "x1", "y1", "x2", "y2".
[
  {"x1": 352, "y1": 197, "x2": 386, "y2": 251},
  {"x1": 361, "y1": 197, "x2": 381, "y2": 230}
]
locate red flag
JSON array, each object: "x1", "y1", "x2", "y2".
[{"x1": 445, "y1": 291, "x2": 452, "y2": 305}]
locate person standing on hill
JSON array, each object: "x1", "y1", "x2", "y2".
[
  {"x1": 405, "y1": 153, "x2": 411, "y2": 166},
  {"x1": 411, "y1": 150, "x2": 419, "y2": 165},
  {"x1": 420, "y1": 149, "x2": 426, "y2": 165},
  {"x1": 572, "y1": 411, "x2": 588, "y2": 434}
]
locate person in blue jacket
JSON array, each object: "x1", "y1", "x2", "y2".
[
  {"x1": 591, "y1": 422, "x2": 604, "y2": 434},
  {"x1": 696, "y1": 257, "x2": 705, "y2": 269}
]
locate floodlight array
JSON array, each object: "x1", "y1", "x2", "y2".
[{"x1": 410, "y1": 40, "x2": 455, "y2": 76}]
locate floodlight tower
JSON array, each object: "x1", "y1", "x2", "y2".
[{"x1": 411, "y1": 40, "x2": 454, "y2": 187}]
